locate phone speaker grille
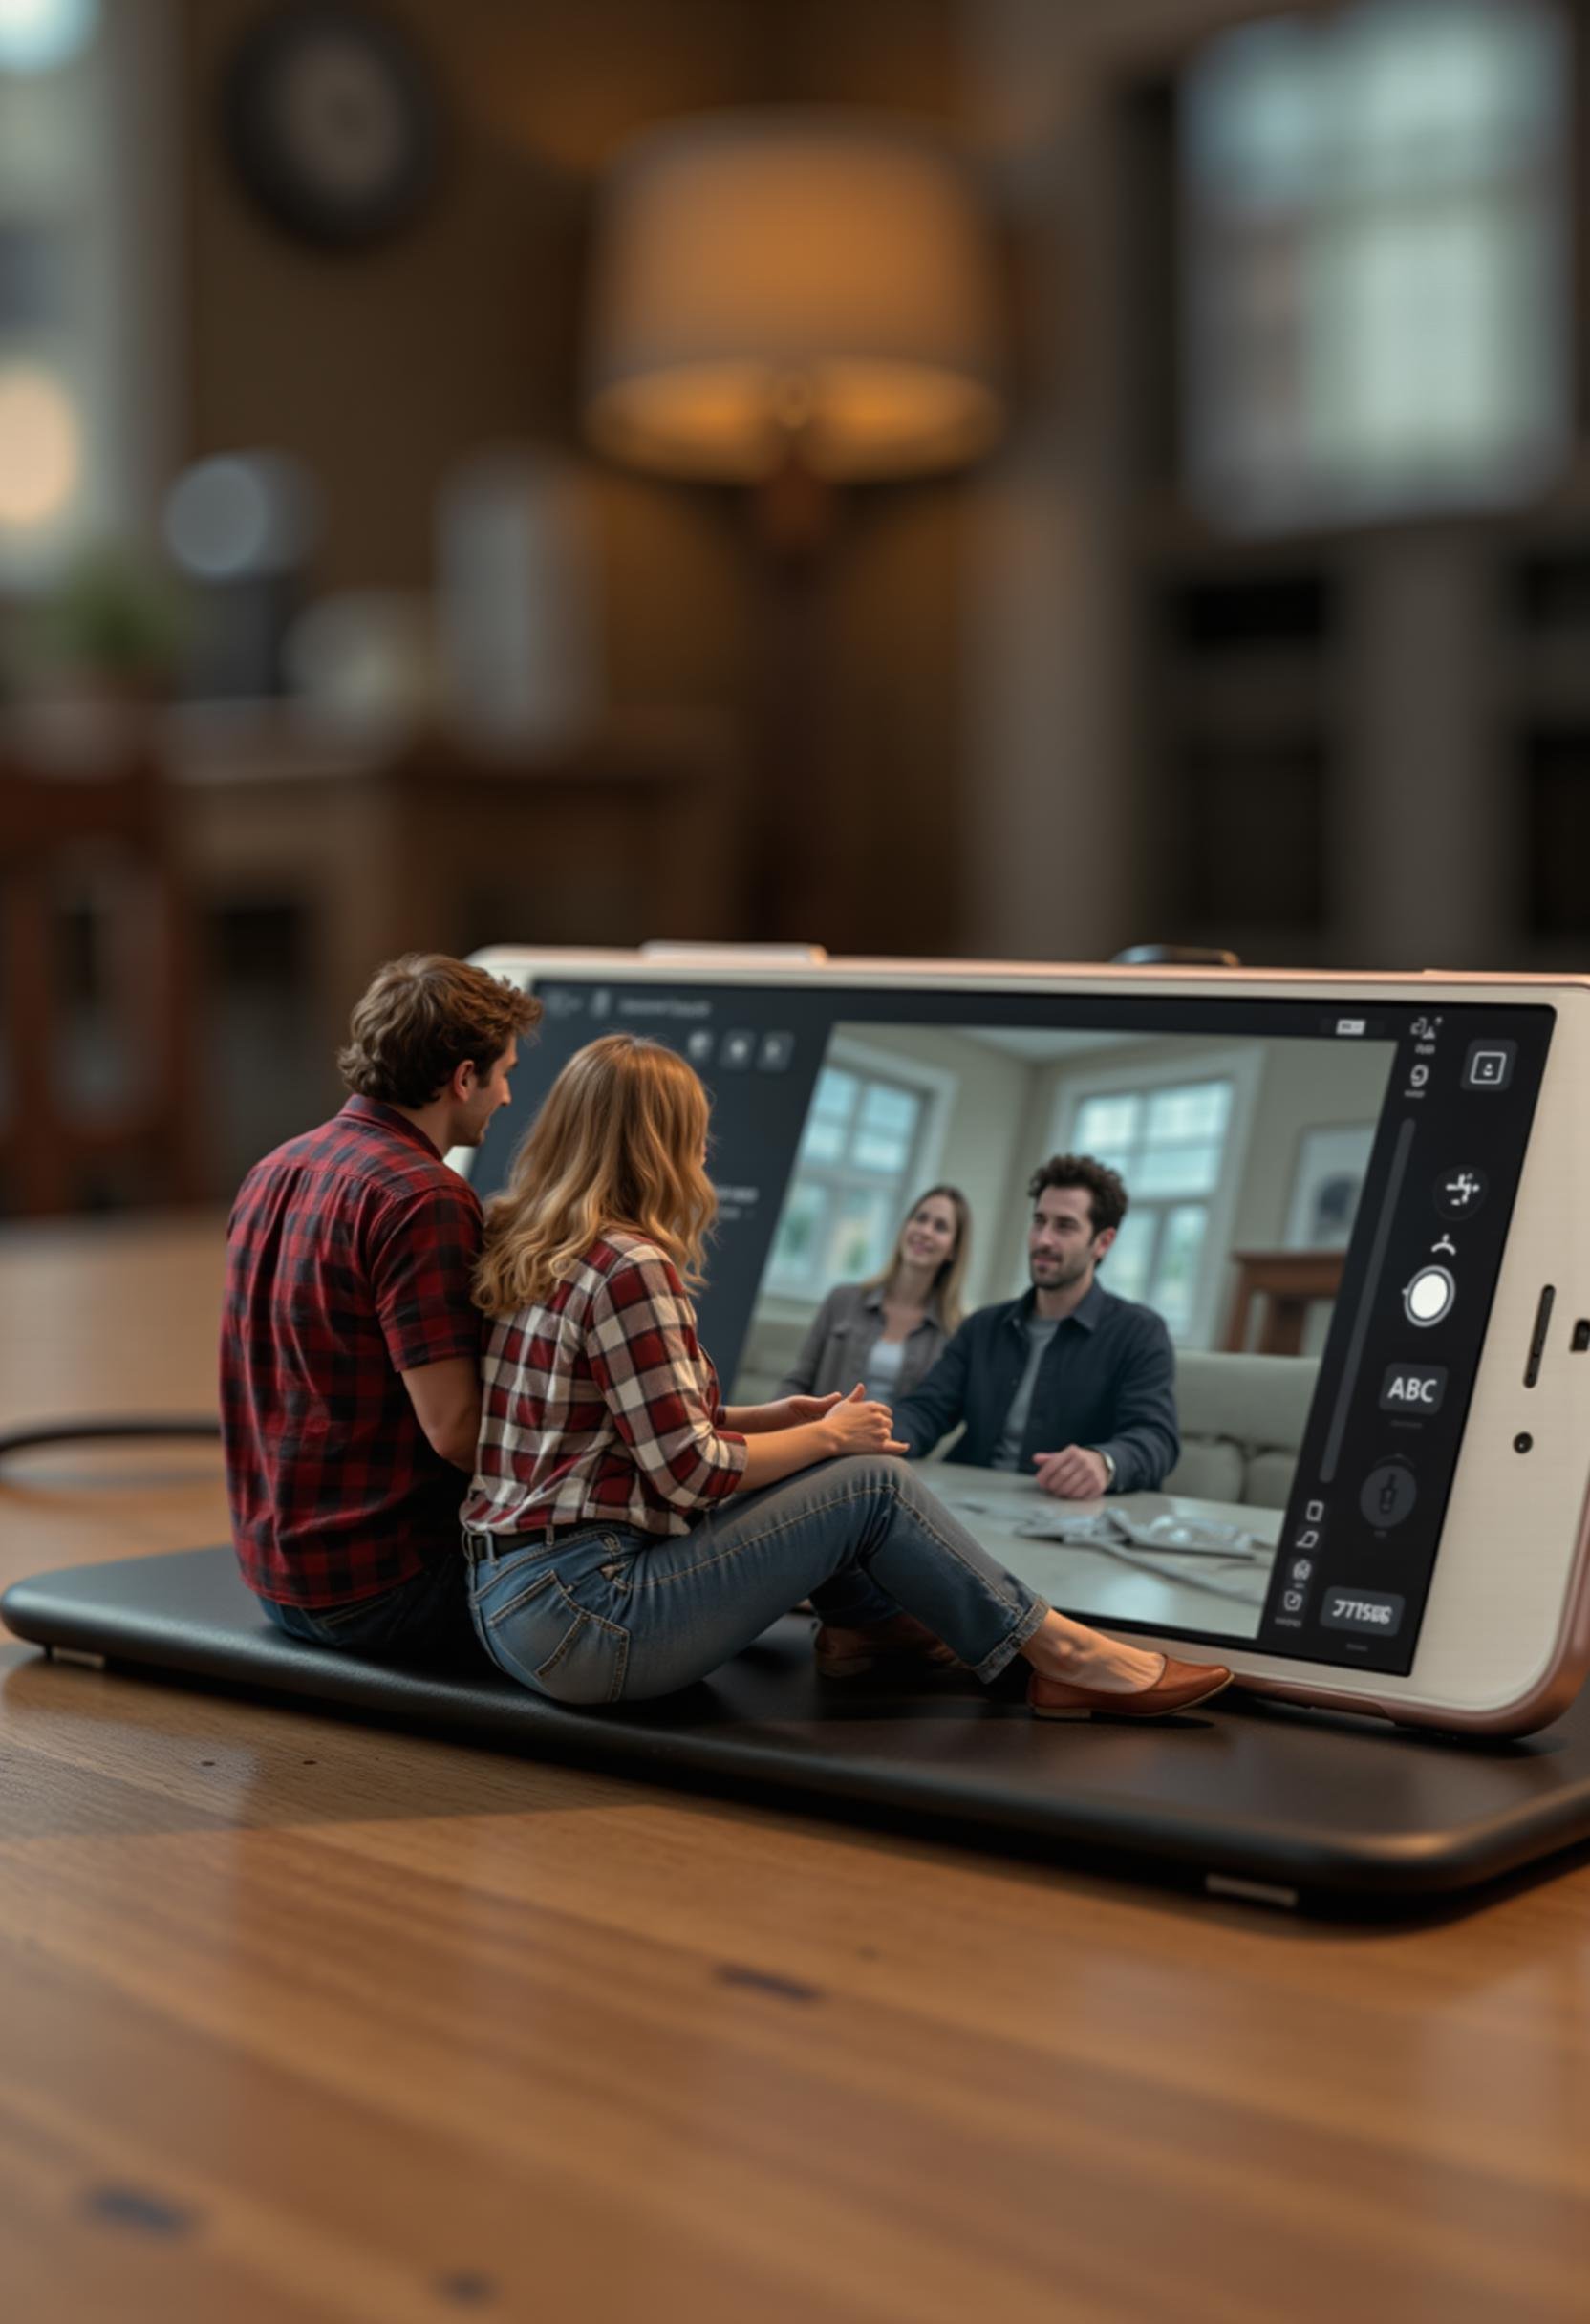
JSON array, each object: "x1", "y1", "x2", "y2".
[{"x1": 1524, "y1": 1285, "x2": 1556, "y2": 1388}]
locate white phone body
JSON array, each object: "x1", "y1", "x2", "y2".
[{"x1": 456, "y1": 945, "x2": 1590, "y2": 1737}]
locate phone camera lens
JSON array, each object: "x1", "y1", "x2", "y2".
[{"x1": 1515, "y1": 1432, "x2": 1534, "y2": 1454}]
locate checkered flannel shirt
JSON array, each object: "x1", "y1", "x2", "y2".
[
  {"x1": 462, "y1": 1230, "x2": 748, "y2": 1540},
  {"x1": 221, "y1": 1096, "x2": 483, "y2": 1606}
]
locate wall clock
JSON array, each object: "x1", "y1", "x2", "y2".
[{"x1": 222, "y1": 5, "x2": 441, "y2": 248}]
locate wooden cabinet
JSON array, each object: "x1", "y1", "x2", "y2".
[
  {"x1": 3, "y1": 702, "x2": 745, "y2": 1197},
  {"x1": 164, "y1": 706, "x2": 746, "y2": 1087},
  {"x1": 1223, "y1": 1248, "x2": 1344, "y2": 1355}
]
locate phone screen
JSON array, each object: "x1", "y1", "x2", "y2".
[{"x1": 470, "y1": 977, "x2": 1552, "y2": 1677}]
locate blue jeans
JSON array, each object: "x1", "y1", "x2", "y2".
[
  {"x1": 463, "y1": 1454, "x2": 1050, "y2": 1706},
  {"x1": 258, "y1": 1553, "x2": 482, "y2": 1668}
]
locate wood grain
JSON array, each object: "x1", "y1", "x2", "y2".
[{"x1": 3, "y1": 1213, "x2": 1590, "y2": 2321}]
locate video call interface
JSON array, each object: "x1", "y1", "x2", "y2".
[{"x1": 471, "y1": 977, "x2": 1554, "y2": 1677}]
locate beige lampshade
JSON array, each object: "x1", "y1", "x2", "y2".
[{"x1": 583, "y1": 109, "x2": 1005, "y2": 484}]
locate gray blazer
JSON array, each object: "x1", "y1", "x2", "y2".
[{"x1": 778, "y1": 1282, "x2": 951, "y2": 1404}]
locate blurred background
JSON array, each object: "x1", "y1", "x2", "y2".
[{"x1": 1, "y1": 0, "x2": 1587, "y2": 1216}]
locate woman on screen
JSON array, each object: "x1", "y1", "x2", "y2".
[
  {"x1": 779, "y1": 1186, "x2": 971, "y2": 1410},
  {"x1": 462, "y1": 1036, "x2": 1228, "y2": 1720}
]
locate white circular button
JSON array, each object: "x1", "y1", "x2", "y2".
[{"x1": 1404, "y1": 1265, "x2": 1455, "y2": 1326}]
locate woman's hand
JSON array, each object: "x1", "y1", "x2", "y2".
[
  {"x1": 720, "y1": 1393, "x2": 845, "y2": 1434},
  {"x1": 771, "y1": 1390, "x2": 845, "y2": 1431},
  {"x1": 819, "y1": 1383, "x2": 908, "y2": 1458},
  {"x1": 731, "y1": 1385, "x2": 904, "y2": 1492}
]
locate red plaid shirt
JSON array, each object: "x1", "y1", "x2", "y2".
[
  {"x1": 462, "y1": 1231, "x2": 747, "y2": 1539},
  {"x1": 221, "y1": 1096, "x2": 483, "y2": 1606}
]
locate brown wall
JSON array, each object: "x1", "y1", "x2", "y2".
[{"x1": 180, "y1": 0, "x2": 973, "y2": 954}]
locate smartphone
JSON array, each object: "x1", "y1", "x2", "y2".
[{"x1": 451, "y1": 945, "x2": 1590, "y2": 1736}]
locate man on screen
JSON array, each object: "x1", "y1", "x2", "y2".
[{"x1": 889, "y1": 1154, "x2": 1179, "y2": 1497}]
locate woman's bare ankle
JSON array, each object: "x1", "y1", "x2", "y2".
[{"x1": 1022, "y1": 1614, "x2": 1165, "y2": 1693}]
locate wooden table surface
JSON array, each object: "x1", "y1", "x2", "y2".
[{"x1": 3, "y1": 1213, "x2": 1589, "y2": 2323}]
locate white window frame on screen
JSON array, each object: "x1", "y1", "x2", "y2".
[
  {"x1": 762, "y1": 1034, "x2": 955, "y2": 1312},
  {"x1": 1050, "y1": 1046, "x2": 1263, "y2": 1349}
]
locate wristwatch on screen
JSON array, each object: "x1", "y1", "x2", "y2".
[{"x1": 1090, "y1": 1447, "x2": 1117, "y2": 1493}]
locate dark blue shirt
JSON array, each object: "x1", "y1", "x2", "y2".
[{"x1": 891, "y1": 1280, "x2": 1180, "y2": 1493}]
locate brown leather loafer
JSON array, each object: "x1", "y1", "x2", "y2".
[
  {"x1": 814, "y1": 1611, "x2": 964, "y2": 1679},
  {"x1": 1028, "y1": 1653, "x2": 1233, "y2": 1720}
]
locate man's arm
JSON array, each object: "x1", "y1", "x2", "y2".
[
  {"x1": 367, "y1": 1180, "x2": 484, "y2": 1470},
  {"x1": 891, "y1": 1323, "x2": 973, "y2": 1460},
  {"x1": 401, "y1": 1356, "x2": 483, "y2": 1472},
  {"x1": 1094, "y1": 1314, "x2": 1180, "y2": 1494}
]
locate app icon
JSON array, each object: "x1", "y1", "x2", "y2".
[
  {"x1": 1462, "y1": 1040, "x2": 1515, "y2": 1092},
  {"x1": 1380, "y1": 1363, "x2": 1448, "y2": 1415},
  {"x1": 1360, "y1": 1461, "x2": 1418, "y2": 1528},
  {"x1": 1434, "y1": 1167, "x2": 1486, "y2": 1219},
  {"x1": 1320, "y1": 1589, "x2": 1405, "y2": 1637}
]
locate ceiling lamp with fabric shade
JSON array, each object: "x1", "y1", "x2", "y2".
[{"x1": 583, "y1": 109, "x2": 1006, "y2": 485}]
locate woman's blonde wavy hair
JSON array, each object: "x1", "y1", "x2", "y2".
[
  {"x1": 861, "y1": 1183, "x2": 972, "y2": 1334},
  {"x1": 473, "y1": 1034, "x2": 716, "y2": 1317}
]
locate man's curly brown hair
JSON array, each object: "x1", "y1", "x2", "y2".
[
  {"x1": 336, "y1": 954, "x2": 542, "y2": 1108},
  {"x1": 1026, "y1": 1152, "x2": 1128, "y2": 1239}
]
